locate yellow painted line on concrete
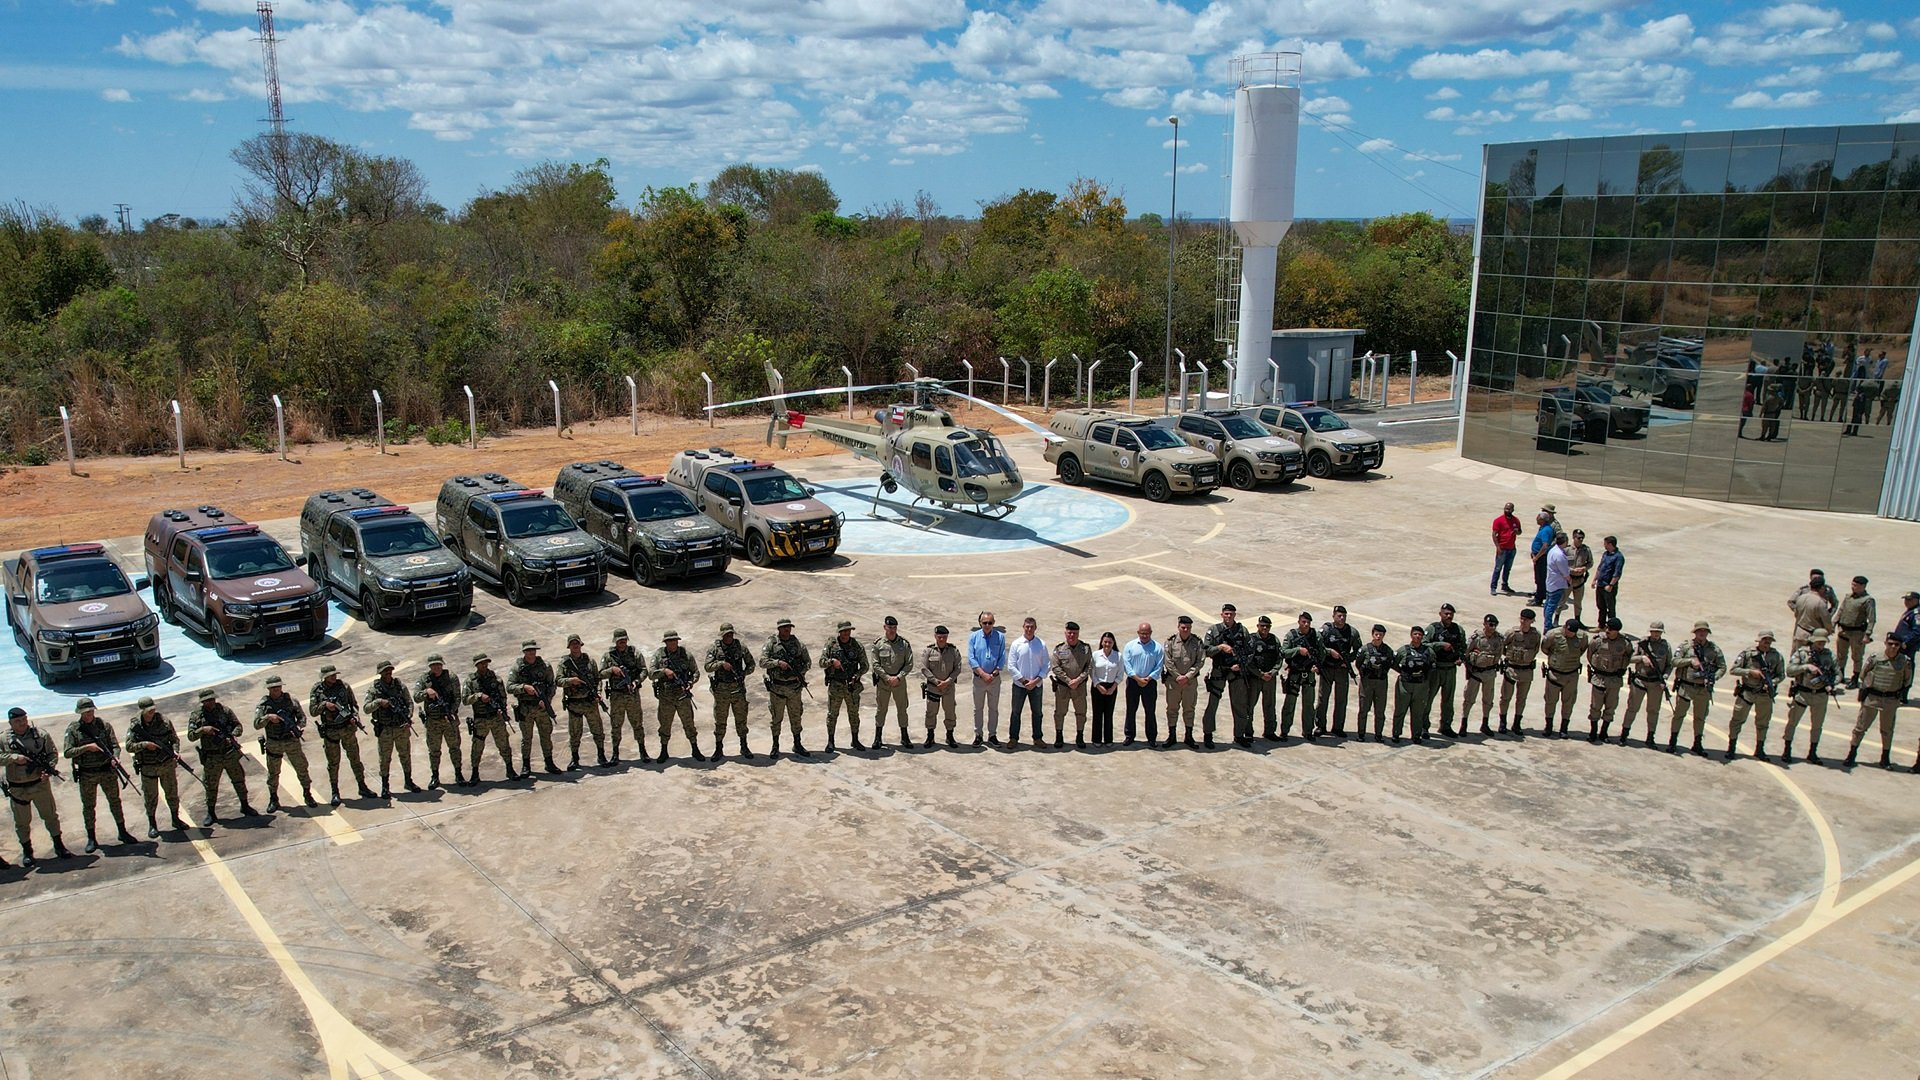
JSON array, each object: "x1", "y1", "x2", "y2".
[
  {"x1": 1705, "y1": 685, "x2": 1915, "y2": 761},
  {"x1": 1129, "y1": 559, "x2": 1413, "y2": 631},
  {"x1": 907, "y1": 570, "x2": 1033, "y2": 579},
  {"x1": 191, "y1": 838, "x2": 433, "y2": 1079},
  {"x1": 1075, "y1": 576, "x2": 1212, "y2": 623},
  {"x1": 436, "y1": 627, "x2": 465, "y2": 645},
  {"x1": 1194, "y1": 523, "x2": 1225, "y2": 545},
  {"x1": 1097, "y1": 550, "x2": 1172, "y2": 567},
  {"x1": 242, "y1": 741, "x2": 362, "y2": 847},
  {"x1": 1207, "y1": 504, "x2": 1224, "y2": 517}
]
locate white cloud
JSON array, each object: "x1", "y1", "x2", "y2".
[
  {"x1": 1298, "y1": 40, "x2": 1370, "y2": 81},
  {"x1": 1424, "y1": 105, "x2": 1515, "y2": 126},
  {"x1": 1756, "y1": 4, "x2": 1843, "y2": 31},
  {"x1": 1865, "y1": 22, "x2": 1896, "y2": 42},
  {"x1": 1841, "y1": 51, "x2": 1902, "y2": 72},
  {"x1": 1571, "y1": 61, "x2": 1690, "y2": 106},
  {"x1": 1161, "y1": 137, "x2": 1188, "y2": 149},
  {"x1": 101, "y1": 87, "x2": 134, "y2": 102},
  {"x1": 1356, "y1": 137, "x2": 1395, "y2": 152},
  {"x1": 1104, "y1": 86, "x2": 1164, "y2": 108},
  {"x1": 1890, "y1": 108, "x2": 1920, "y2": 123},
  {"x1": 173, "y1": 86, "x2": 228, "y2": 101},
  {"x1": 1492, "y1": 79, "x2": 1549, "y2": 101},
  {"x1": 1403, "y1": 147, "x2": 1461, "y2": 162},
  {"x1": 1730, "y1": 88, "x2": 1824, "y2": 108},
  {"x1": 1173, "y1": 161, "x2": 1208, "y2": 174},
  {"x1": 1531, "y1": 102, "x2": 1593, "y2": 121},
  {"x1": 1426, "y1": 85, "x2": 1460, "y2": 100},
  {"x1": 1170, "y1": 88, "x2": 1232, "y2": 115}
]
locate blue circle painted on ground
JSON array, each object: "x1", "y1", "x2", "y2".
[
  {"x1": 3, "y1": 605, "x2": 348, "y2": 720},
  {"x1": 808, "y1": 479, "x2": 1132, "y2": 556}
]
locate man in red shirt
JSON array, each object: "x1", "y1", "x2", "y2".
[{"x1": 1490, "y1": 502, "x2": 1521, "y2": 596}]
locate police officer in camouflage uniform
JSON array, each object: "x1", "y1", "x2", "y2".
[
  {"x1": 601, "y1": 630, "x2": 647, "y2": 765},
  {"x1": 1391, "y1": 626, "x2": 1437, "y2": 742},
  {"x1": 705, "y1": 623, "x2": 756, "y2": 759},
  {"x1": 187, "y1": 688, "x2": 255, "y2": 822},
  {"x1": 1584, "y1": 618, "x2": 1633, "y2": 743},
  {"x1": 1461, "y1": 614, "x2": 1504, "y2": 735},
  {"x1": 1669, "y1": 621, "x2": 1724, "y2": 755},
  {"x1": 1278, "y1": 612, "x2": 1321, "y2": 740},
  {"x1": 310, "y1": 664, "x2": 373, "y2": 806},
  {"x1": 1782, "y1": 628, "x2": 1840, "y2": 764},
  {"x1": 1845, "y1": 634, "x2": 1914, "y2": 769},
  {"x1": 922, "y1": 625, "x2": 963, "y2": 747},
  {"x1": 509, "y1": 641, "x2": 560, "y2": 775},
  {"x1": 1726, "y1": 630, "x2": 1786, "y2": 760},
  {"x1": 1316, "y1": 606, "x2": 1360, "y2": 737},
  {"x1": 1355, "y1": 625, "x2": 1394, "y2": 741},
  {"x1": 1200, "y1": 604, "x2": 1250, "y2": 750},
  {"x1": 126, "y1": 696, "x2": 188, "y2": 837},
  {"x1": 368, "y1": 658, "x2": 419, "y2": 796},
  {"x1": 762, "y1": 618, "x2": 811, "y2": 756},
  {"x1": 413, "y1": 654, "x2": 466, "y2": 789},
  {"x1": 1498, "y1": 609, "x2": 1542, "y2": 735},
  {"x1": 1245, "y1": 615, "x2": 1282, "y2": 743},
  {"x1": 1539, "y1": 616, "x2": 1588, "y2": 737},
  {"x1": 64, "y1": 698, "x2": 135, "y2": 851},
  {"x1": 1050, "y1": 621, "x2": 1093, "y2": 748},
  {"x1": 651, "y1": 630, "x2": 704, "y2": 761},
  {"x1": 464, "y1": 653, "x2": 517, "y2": 783},
  {"x1": 870, "y1": 616, "x2": 914, "y2": 748},
  {"x1": 559, "y1": 634, "x2": 607, "y2": 769},
  {"x1": 1620, "y1": 621, "x2": 1672, "y2": 747},
  {"x1": 821, "y1": 620, "x2": 869, "y2": 751},
  {"x1": 1425, "y1": 604, "x2": 1467, "y2": 737},
  {"x1": 7, "y1": 706, "x2": 72, "y2": 863},
  {"x1": 255, "y1": 676, "x2": 317, "y2": 812}
]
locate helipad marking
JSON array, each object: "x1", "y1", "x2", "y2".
[
  {"x1": 242, "y1": 741, "x2": 362, "y2": 846},
  {"x1": 806, "y1": 478, "x2": 1132, "y2": 556},
  {"x1": 1195, "y1": 523, "x2": 1225, "y2": 545},
  {"x1": 1128, "y1": 559, "x2": 1412, "y2": 631}
]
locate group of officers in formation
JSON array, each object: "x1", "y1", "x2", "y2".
[{"x1": 5, "y1": 575, "x2": 1916, "y2": 870}]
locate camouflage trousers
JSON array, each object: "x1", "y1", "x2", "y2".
[
  {"x1": 319, "y1": 730, "x2": 367, "y2": 789},
  {"x1": 1726, "y1": 689, "x2": 1776, "y2": 753},
  {"x1": 1783, "y1": 691, "x2": 1832, "y2": 756},
  {"x1": 873, "y1": 679, "x2": 911, "y2": 742},
  {"x1": 711, "y1": 686, "x2": 749, "y2": 745},
  {"x1": 376, "y1": 725, "x2": 414, "y2": 782},
  {"x1": 1621, "y1": 679, "x2": 1666, "y2": 740},
  {"x1": 514, "y1": 705, "x2": 556, "y2": 768},
  {"x1": 656, "y1": 692, "x2": 698, "y2": 755},
  {"x1": 563, "y1": 699, "x2": 605, "y2": 759},
  {"x1": 8, "y1": 780, "x2": 61, "y2": 852},
  {"x1": 422, "y1": 716, "x2": 461, "y2": 776},
  {"x1": 768, "y1": 683, "x2": 805, "y2": 744},
  {"x1": 468, "y1": 718, "x2": 513, "y2": 777},
  {"x1": 262, "y1": 737, "x2": 311, "y2": 793},
  {"x1": 825, "y1": 681, "x2": 863, "y2": 743},
  {"x1": 1668, "y1": 683, "x2": 1712, "y2": 744},
  {"x1": 199, "y1": 749, "x2": 248, "y2": 814},
  {"x1": 136, "y1": 762, "x2": 182, "y2": 819},
  {"x1": 607, "y1": 692, "x2": 645, "y2": 758},
  {"x1": 75, "y1": 768, "x2": 127, "y2": 836}
]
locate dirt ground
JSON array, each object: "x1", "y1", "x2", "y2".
[{"x1": 0, "y1": 406, "x2": 1028, "y2": 551}]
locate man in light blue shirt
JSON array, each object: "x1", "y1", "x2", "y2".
[
  {"x1": 1006, "y1": 616, "x2": 1050, "y2": 746},
  {"x1": 1528, "y1": 506, "x2": 1558, "y2": 605},
  {"x1": 967, "y1": 612, "x2": 1006, "y2": 745},
  {"x1": 1544, "y1": 534, "x2": 1572, "y2": 630},
  {"x1": 1121, "y1": 621, "x2": 1163, "y2": 745}
]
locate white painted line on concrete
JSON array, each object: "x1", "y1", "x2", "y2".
[{"x1": 1375, "y1": 416, "x2": 1457, "y2": 426}]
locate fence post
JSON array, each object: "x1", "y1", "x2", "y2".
[
  {"x1": 1072, "y1": 353, "x2": 1084, "y2": 404},
  {"x1": 1408, "y1": 350, "x2": 1419, "y2": 405},
  {"x1": 1195, "y1": 360, "x2": 1209, "y2": 405},
  {"x1": 1223, "y1": 360, "x2": 1238, "y2": 406},
  {"x1": 1086, "y1": 357, "x2": 1104, "y2": 407},
  {"x1": 1000, "y1": 355, "x2": 1011, "y2": 405},
  {"x1": 1043, "y1": 358, "x2": 1057, "y2": 410},
  {"x1": 1267, "y1": 358, "x2": 1281, "y2": 404},
  {"x1": 171, "y1": 399, "x2": 185, "y2": 469},
  {"x1": 57, "y1": 406, "x2": 77, "y2": 475},
  {"x1": 1174, "y1": 351, "x2": 1187, "y2": 414},
  {"x1": 1020, "y1": 356, "x2": 1031, "y2": 405},
  {"x1": 625, "y1": 374, "x2": 638, "y2": 435},
  {"x1": 271, "y1": 394, "x2": 286, "y2": 460},
  {"x1": 1126, "y1": 351, "x2": 1143, "y2": 415},
  {"x1": 700, "y1": 372, "x2": 714, "y2": 427},
  {"x1": 372, "y1": 389, "x2": 386, "y2": 454},
  {"x1": 962, "y1": 359, "x2": 975, "y2": 409},
  {"x1": 463, "y1": 385, "x2": 477, "y2": 448},
  {"x1": 842, "y1": 365, "x2": 854, "y2": 419},
  {"x1": 903, "y1": 363, "x2": 919, "y2": 406},
  {"x1": 547, "y1": 379, "x2": 562, "y2": 436},
  {"x1": 1446, "y1": 350, "x2": 1462, "y2": 404}
]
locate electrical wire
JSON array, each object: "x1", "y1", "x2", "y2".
[{"x1": 1301, "y1": 108, "x2": 1475, "y2": 218}]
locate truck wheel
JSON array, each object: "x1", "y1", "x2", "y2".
[
  {"x1": 1057, "y1": 455, "x2": 1083, "y2": 485},
  {"x1": 34, "y1": 657, "x2": 57, "y2": 688},
  {"x1": 155, "y1": 583, "x2": 178, "y2": 625},
  {"x1": 503, "y1": 569, "x2": 529, "y2": 608},
  {"x1": 213, "y1": 622, "x2": 236, "y2": 659},
  {"x1": 1143, "y1": 471, "x2": 1171, "y2": 503},
  {"x1": 1227, "y1": 460, "x2": 1256, "y2": 490},
  {"x1": 632, "y1": 549, "x2": 657, "y2": 587},
  {"x1": 745, "y1": 531, "x2": 771, "y2": 567},
  {"x1": 360, "y1": 590, "x2": 386, "y2": 631},
  {"x1": 1307, "y1": 451, "x2": 1333, "y2": 480}
]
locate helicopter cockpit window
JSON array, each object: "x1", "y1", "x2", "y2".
[
  {"x1": 951, "y1": 438, "x2": 1009, "y2": 478},
  {"x1": 910, "y1": 443, "x2": 933, "y2": 471},
  {"x1": 934, "y1": 446, "x2": 953, "y2": 475}
]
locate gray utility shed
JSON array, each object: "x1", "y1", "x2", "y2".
[{"x1": 1267, "y1": 328, "x2": 1365, "y2": 403}]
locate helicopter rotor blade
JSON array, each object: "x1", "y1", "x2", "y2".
[
  {"x1": 933, "y1": 389, "x2": 1056, "y2": 440},
  {"x1": 705, "y1": 383, "x2": 912, "y2": 413}
]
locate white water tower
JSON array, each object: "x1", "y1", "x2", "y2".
[{"x1": 1229, "y1": 52, "x2": 1300, "y2": 403}]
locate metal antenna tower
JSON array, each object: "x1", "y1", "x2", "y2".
[{"x1": 255, "y1": 1, "x2": 291, "y2": 202}]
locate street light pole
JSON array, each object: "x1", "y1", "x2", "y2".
[{"x1": 1163, "y1": 115, "x2": 1179, "y2": 412}]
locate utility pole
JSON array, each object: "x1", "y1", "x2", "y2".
[{"x1": 113, "y1": 204, "x2": 131, "y2": 233}]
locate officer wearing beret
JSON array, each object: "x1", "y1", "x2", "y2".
[
  {"x1": 1583, "y1": 617, "x2": 1633, "y2": 743},
  {"x1": 1833, "y1": 576, "x2": 1877, "y2": 689},
  {"x1": 921, "y1": 625, "x2": 963, "y2": 747}
]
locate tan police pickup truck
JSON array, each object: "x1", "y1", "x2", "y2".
[
  {"x1": 5, "y1": 543, "x2": 162, "y2": 686},
  {"x1": 1250, "y1": 403, "x2": 1386, "y2": 478},
  {"x1": 1043, "y1": 409, "x2": 1221, "y2": 502},
  {"x1": 143, "y1": 506, "x2": 328, "y2": 657},
  {"x1": 664, "y1": 448, "x2": 842, "y2": 567},
  {"x1": 1168, "y1": 409, "x2": 1305, "y2": 489}
]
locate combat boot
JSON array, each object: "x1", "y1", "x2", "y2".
[
  {"x1": 170, "y1": 811, "x2": 188, "y2": 831},
  {"x1": 452, "y1": 765, "x2": 468, "y2": 786},
  {"x1": 240, "y1": 800, "x2": 259, "y2": 817},
  {"x1": 302, "y1": 786, "x2": 317, "y2": 807},
  {"x1": 947, "y1": 733, "x2": 958, "y2": 747},
  {"x1": 1806, "y1": 751, "x2": 1822, "y2": 766},
  {"x1": 19, "y1": 840, "x2": 36, "y2": 865},
  {"x1": 595, "y1": 741, "x2": 608, "y2": 768},
  {"x1": 1558, "y1": 718, "x2": 1571, "y2": 736},
  {"x1": 52, "y1": 838, "x2": 73, "y2": 859},
  {"x1": 852, "y1": 737, "x2": 866, "y2": 751},
  {"x1": 1666, "y1": 734, "x2": 1679, "y2": 752},
  {"x1": 1617, "y1": 732, "x2": 1629, "y2": 746},
  {"x1": 356, "y1": 779, "x2": 376, "y2": 799},
  {"x1": 1054, "y1": 736, "x2": 1066, "y2": 749},
  {"x1": 567, "y1": 754, "x2": 580, "y2": 771},
  {"x1": 84, "y1": 829, "x2": 99, "y2": 854},
  {"x1": 147, "y1": 813, "x2": 160, "y2": 839},
  {"x1": 380, "y1": 778, "x2": 391, "y2": 799},
  {"x1": 115, "y1": 823, "x2": 136, "y2": 845},
  {"x1": 1479, "y1": 720, "x2": 1493, "y2": 736},
  {"x1": 1843, "y1": 745, "x2": 1858, "y2": 768},
  {"x1": 545, "y1": 757, "x2": 561, "y2": 774},
  {"x1": 1754, "y1": 748, "x2": 1771, "y2": 763},
  {"x1": 690, "y1": 743, "x2": 708, "y2": 762},
  {"x1": 330, "y1": 783, "x2": 344, "y2": 808},
  {"x1": 428, "y1": 770, "x2": 441, "y2": 791},
  {"x1": 739, "y1": 737, "x2": 754, "y2": 759},
  {"x1": 202, "y1": 808, "x2": 219, "y2": 827},
  {"x1": 793, "y1": 742, "x2": 810, "y2": 757},
  {"x1": 403, "y1": 771, "x2": 421, "y2": 793},
  {"x1": 1881, "y1": 748, "x2": 1894, "y2": 769},
  {"x1": 1440, "y1": 723, "x2": 1456, "y2": 738},
  {"x1": 266, "y1": 794, "x2": 282, "y2": 813},
  {"x1": 924, "y1": 733, "x2": 936, "y2": 749},
  {"x1": 1690, "y1": 739, "x2": 1704, "y2": 756}
]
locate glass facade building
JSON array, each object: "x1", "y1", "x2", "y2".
[{"x1": 1462, "y1": 124, "x2": 1920, "y2": 514}]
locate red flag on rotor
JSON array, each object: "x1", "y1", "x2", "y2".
[{"x1": 787, "y1": 410, "x2": 806, "y2": 428}]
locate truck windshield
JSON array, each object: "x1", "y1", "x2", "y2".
[
  {"x1": 1218, "y1": 416, "x2": 1268, "y2": 440},
  {"x1": 205, "y1": 538, "x2": 296, "y2": 580},
  {"x1": 1134, "y1": 426, "x2": 1185, "y2": 451},
  {"x1": 952, "y1": 437, "x2": 1011, "y2": 478},
  {"x1": 501, "y1": 502, "x2": 579, "y2": 539},
  {"x1": 36, "y1": 561, "x2": 132, "y2": 603},
  {"x1": 359, "y1": 519, "x2": 443, "y2": 556},
  {"x1": 627, "y1": 488, "x2": 700, "y2": 522},
  {"x1": 1301, "y1": 409, "x2": 1351, "y2": 433},
  {"x1": 742, "y1": 475, "x2": 809, "y2": 504}
]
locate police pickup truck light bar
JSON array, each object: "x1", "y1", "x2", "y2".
[
  {"x1": 483, "y1": 489, "x2": 546, "y2": 502},
  {"x1": 347, "y1": 505, "x2": 412, "y2": 519},
  {"x1": 27, "y1": 543, "x2": 107, "y2": 560},
  {"x1": 611, "y1": 477, "x2": 666, "y2": 489},
  {"x1": 190, "y1": 524, "x2": 262, "y2": 539}
]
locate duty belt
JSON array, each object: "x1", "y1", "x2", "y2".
[
  {"x1": 1839, "y1": 624, "x2": 1868, "y2": 632},
  {"x1": 1469, "y1": 663, "x2": 1499, "y2": 673},
  {"x1": 1864, "y1": 687, "x2": 1904, "y2": 699}
]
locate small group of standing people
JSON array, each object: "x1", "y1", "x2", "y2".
[{"x1": 1494, "y1": 502, "x2": 1620, "y2": 632}]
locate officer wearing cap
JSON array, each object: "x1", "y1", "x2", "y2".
[
  {"x1": 1162, "y1": 615, "x2": 1205, "y2": 748},
  {"x1": 310, "y1": 663, "x2": 373, "y2": 806},
  {"x1": 1199, "y1": 604, "x2": 1250, "y2": 749},
  {"x1": 1669, "y1": 621, "x2": 1725, "y2": 755},
  {"x1": 413, "y1": 653, "x2": 467, "y2": 789},
  {"x1": 62, "y1": 697, "x2": 135, "y2": 851},
  {"x1": 7, "y1": 705, "x2": 73, "y2": 863},
  {"x1": 1316, "y1": 606, "x2": 1361, "y2": 738},
  {"x1": 254, "y1": 675, "x2": 317, "y2": 812},
  {"x1": 1279, "y1": 612, "x2": 1322, "y2": 741},
  {"x1": 369, "y1": 658, "x2": 420, "y2": 797},
  {"x1": 1782, "y1": 628, "x2": 1840, "y2": 764},
  {"x1": 126, "y1": 694, "x2": 189, "y2": 837},
  {"x1": 1425, "y1": 604, "x2": 1467, "y2": 737},
  {"x1": 1788, "y1": 570, "x2": 1836, "y2": 653},
  {"x1": 821, "y1": 619, "x2": 870, "y2": 752},
  {"x1": 652, "y1": 630, "x2": 704, "y2": 761},
  {"x1": 1895, "y1": 590, "x2": 1920, "y2": 660},
  {"x1": 1833, "y1": 576, "x2": 1877, "y2": 689},
  {"x1": 558, "y1": 632, "x2": 607, "y2": 769},
  {"x1": 1583, "y1": 617, "x2": 1633, "y2": 743},
  {"x1": 1846, "y1": 633, "x2": 1914, "y2": 769},
  {"x1": 1726, "y1": 630, "x2": 1786, "y2": 760},
  {"x1": 508, "y1": 640, "x2": 560, "y2": 776},
  {"x1": 1049, "y1": 620, "x2": 1093, "y2": 748},
  {"x1": 1244, "y1": 615, "x2": 1282, "y2": 744},
  {"x1": 1461, "y1": 614, "x2": 1504, "y2": 736},
  {"x1": 705, "y1": 623, "x2": 756, "y2": 759},
  {"x1": 1354, "y1": 624, "x2": 1394, "y2": 740},
  {"x1": 1620, "y1": 621, "x2": 1672, "y2": 748},
  {"x1": 187, "y1": 687, "x2": 256, "y2": 822},
  {"x1": 1498, "y1": 609, "x2": 1543, "y2": 736},
  {"x1": 870, "y1": 616, "x2": 914, "y2": 749},
  {"x1": 1390, "y1": 626, "x2": 1437, "y2": 742},
  {"x1": 762, "y1": 618, "x2": 811, "y2": 756},
  {"x1": 921, "y1": 625, "x2": 963, "y2": 747},
  {"x1": 464, "y1": 653, "x2": 517, "y2": 783},
  {"x1": 602, "y1": 630, "x2": 648, "y2": 765},
  {"x1": 1539, "y1": 615, "x2": 1588, "y2": 737}
]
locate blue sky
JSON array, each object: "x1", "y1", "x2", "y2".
[{"x1": 3, "y1": 0, "x2": 1919, "y2": 226}]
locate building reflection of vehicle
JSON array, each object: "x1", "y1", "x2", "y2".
[
  {"x1": 1536, "y1": 390, "x2": 1589, "y2": 453},
  {"x1": 1614, "y1": 335, "x2": 1701, "y2": 408},
  {"x1": 1572, "y1": 376, "x2": 1651, "y2": 437}
]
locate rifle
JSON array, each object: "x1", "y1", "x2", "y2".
[
  {"x1": 1631, "y1": 639, "x2": 1670, "y2": 702},
  {"x1": 103, "y1": 746, "x2": 133, "y2": 790},
  {"x1": 170, "y1": 752, "x2": 199, "y2": 780},
  {"x1": 10, "y1": 739, "x2": 65, "y2": 782}
]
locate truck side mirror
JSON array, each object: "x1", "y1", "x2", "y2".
[
  {"x1": 726, "y1": 494, "x2": 742, "y2": 506},
  {"x1": 132, "y1": 574, "x2": 150, "y2": 591},
  {"x1": 295, "y1": 553, "x2": 309, "y2": 566}
]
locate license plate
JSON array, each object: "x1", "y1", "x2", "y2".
[
  {"x1": 91, "y1": 652, "x2": 122, "y2": 665},
  {"x1": 806, "y1": 538, "x2": 830, "y2": 552},
  {"x1": 273, "y1": 623, "x2": 303, "y2": 636},
  {"x1": 563, "y1": 576, "x2": 588, "y2": 589},
  {"x1": 423, "y1": 598, "x2": 450, "y2": 611},
  {"x1": 694, "y1": 558, "x2": 716, "y2": 569}
]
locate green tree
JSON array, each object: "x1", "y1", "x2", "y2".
[
  {"x1": 0, "y1": 205, "x2": 115, "y2": 325},
  {"x1": 706, "y1": 164, "x2": 839, "y2": 227}
]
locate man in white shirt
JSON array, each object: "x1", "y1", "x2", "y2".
[
  {"x1": 1543, "y1": 533, "x2": 1571, "y2": 630},
  {"x1": 1006, "y1": 617, "x2": 1050, "y2": 747}
]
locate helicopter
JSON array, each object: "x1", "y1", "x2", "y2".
[{"x1": 705, "y1": 378, "x2": 1055, "y2": 526}]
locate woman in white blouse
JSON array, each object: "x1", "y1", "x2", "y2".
[{"x1": 1091, "y1": 631, "x2": 1123, "y2": 746}]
